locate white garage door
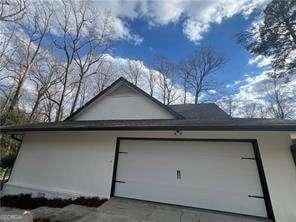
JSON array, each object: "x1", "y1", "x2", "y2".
[{"x1": 114, "y1": 139, "x2": 267, "y2": 217}]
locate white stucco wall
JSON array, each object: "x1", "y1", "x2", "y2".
[
  {"x1": 74, "y1": 86, "x2": 174, "y2": 120},
  {"x1": 3, "y1": 131, "x2": 296, "y2": 222}
]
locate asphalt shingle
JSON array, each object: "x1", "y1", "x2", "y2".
[{"x1": 168, "y1": 104, "x2": 230, "y2": 120}]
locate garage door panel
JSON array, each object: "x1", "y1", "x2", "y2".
[
  {"x1": 115, "y1": 182, "x2": 266, "y2": 216},
  {"x1": 117, "y1": 169, "x2": 262, "y2": 195},
  {"x1": 115, "y1": 139, "x2": 267, "y2": 218},
  {"x1": 176, "y1": 172, "x2": 263, "y2": 194},
  {"x1": 116, "y1": 177, "x2": 264, "y2": 203},
  {"x1": 120, "y1": 140, "x2": 253, "y2": 157},
  {"x1": 117, "y1": 159, "x2": 262, "y2": 193}
]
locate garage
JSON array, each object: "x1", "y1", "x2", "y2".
[{"x1": 112, "y1": 138, "x2": 269, "y2": 218}]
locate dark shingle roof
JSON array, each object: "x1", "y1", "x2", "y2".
[
  {"x1": 169, "y1": 104, "x2": 230, "y2": 120},
  {"x1": 1, "y1": 118, "x2": 296, "y2": 133}
]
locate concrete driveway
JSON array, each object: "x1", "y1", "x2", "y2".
[{"x1": 77, "y1": 197, "x2": 270, "y2": 222}]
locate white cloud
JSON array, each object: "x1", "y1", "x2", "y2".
[
  {"x1": 89, "y1": 0, "x2": 270, "y2": 43},
  {"x1": 248, "y1": 55, "x2": 272, "y2": 68},
  {"x1": 183, "y1": 20, "x2": 209, "y2": 42},
  {"x1": 143, "y1": 0, "x2": 270, "y2": 42},
  {"x1": 230, "y1": 70, "x2": 296, "y2": 118},
  {"x1": 37, "y1": 0, "x2": 143, "y2": 45},
  {"x1": 146, "y1": 0, "x2": 186, "y2": 25},
  {"x1": 2, "y1": 0, "x2": 271, "y2": 45},
  {"x1": 226, "y1": 80, "x2": 243, "y2": 88},
  {"x1": 234, "y1": 71, "x2": 271, "y2": 102},
  {"x1": 208, "y1": 89, "x2": 217, "y2": 94},
  {"x1": 110, "y1": 17, "x2": 143, "y2": 44}
]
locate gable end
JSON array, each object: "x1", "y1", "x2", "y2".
[{"x1": 65, "y1": 77, "x2": 184, "y2": 121}]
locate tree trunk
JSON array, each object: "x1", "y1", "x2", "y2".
[
  {"x1": 55, "y1": 66, "x2": 70, "y2": 122},
  {"x1": 70, "y1": 76, "x2": 83, "y2": 114},
  {"x1": 149, "y1": 80, "x2": 154, "y2": 96},
  {"x1": 55, "y1": 91, "x2": 65, "y2": 121},
  {"x1": 183, "y1": 85, "x2": 187, "y2": 104},
  {"x1": 29, "y1": 93, "x2": 42, "y2": 120},
  {"x1": 8, "y1": 63, "x2": 32, "y2": 111},
  {"x1": 8, "y1": 77, "x2": 25, "y2": 111},
  {"x1": 229, "y1": 102, "x2": 232, "y2": 116},
  {"x1": 194, "y1": 91, "x2": 199, "y2": 104},
  {"x1": 149, "y1": 88, "x2": 153, "y2": 96},
  {"x1": 0, "y1": 94, "x2": 11, "y2": 114}
]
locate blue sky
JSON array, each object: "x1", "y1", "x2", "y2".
[
  {"x1": 112, "y1": 12, "x2": 263, "y2": 95},
  {"x1": 37, "y1": 0, "x2": 275, "y2": 105}
]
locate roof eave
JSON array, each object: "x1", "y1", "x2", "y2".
[{"x1": 2, "y1": 125, "x2": 296, "y2": 134}]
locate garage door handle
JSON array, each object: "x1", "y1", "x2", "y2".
[
  {"x1": 248, "y1": 195, "x2": 264, "y2": 199},
  {"x1": 116, "y1": 180, "x2": 126, "y2": 183},
  {"x1": 241, "y1": 157, "x2": 255, "y2": 160},
  {"x1": 177, "y1": 170, "x2": 181, "y2": 179}
]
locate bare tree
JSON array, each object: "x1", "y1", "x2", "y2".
[
  {"x1": 0, "y1": 29, "x2": 16, "y2": 77},
  {"x1": 93, "y1": 60, "x2": 117, "y2": 95},
  {"x1": 42, "y1": 81, "x2": 63, "y2": 122},
  {"x1": 264, "y1": 76, "x2": 295, "y2": 119},
  {"x1": 123, "y1": 60, "x2": 144, "y2": 86},
  {"x1": 217, "y1": 96, "x2": 237, "y2": 117},
  {"x1": 69, "y1": 12, "x2": 113, "y2": 114},
  {"x1": 147, "y1": 67, "x2": 157, "y2": 96},
  {"x1": 51, "y1": 0, "x2": 82, "y2": 121},
  {"x1": 0, "y1": 31, "x2": 16, "y2": 110},
  {"x1": 241, "y1": 103, "x2": 258, "y2": 118},
  {"x1": 52, "y1": 0, "x2": 114, "y2": 120},
  {"x1": 29, "y1": 55, "x2": 61, "y2": 119},
  {"x1": 153, "y1": 55, "x2": 180, "y2": 105},
  {"x1": 179, "y1": 60, "x2": 190, "y2": 104},
  {"x1": 40, "y1": 98, "x2": 55, "y2": 122},
  {"x1": 0, "y1": 0, "x2": 27, "y2": 23},
  {"x1": 0, "y1": 83, "x2": 14, "y2": 113},
  {"x1": 0, "y1": 1, "x2": 27, "y2": 107},
  {"x1": 182, "y1": 46, "x2": 226, "y2": 104},
  {"x1": 5, "y1": 3, "x2": 53, "y2": 112}
]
